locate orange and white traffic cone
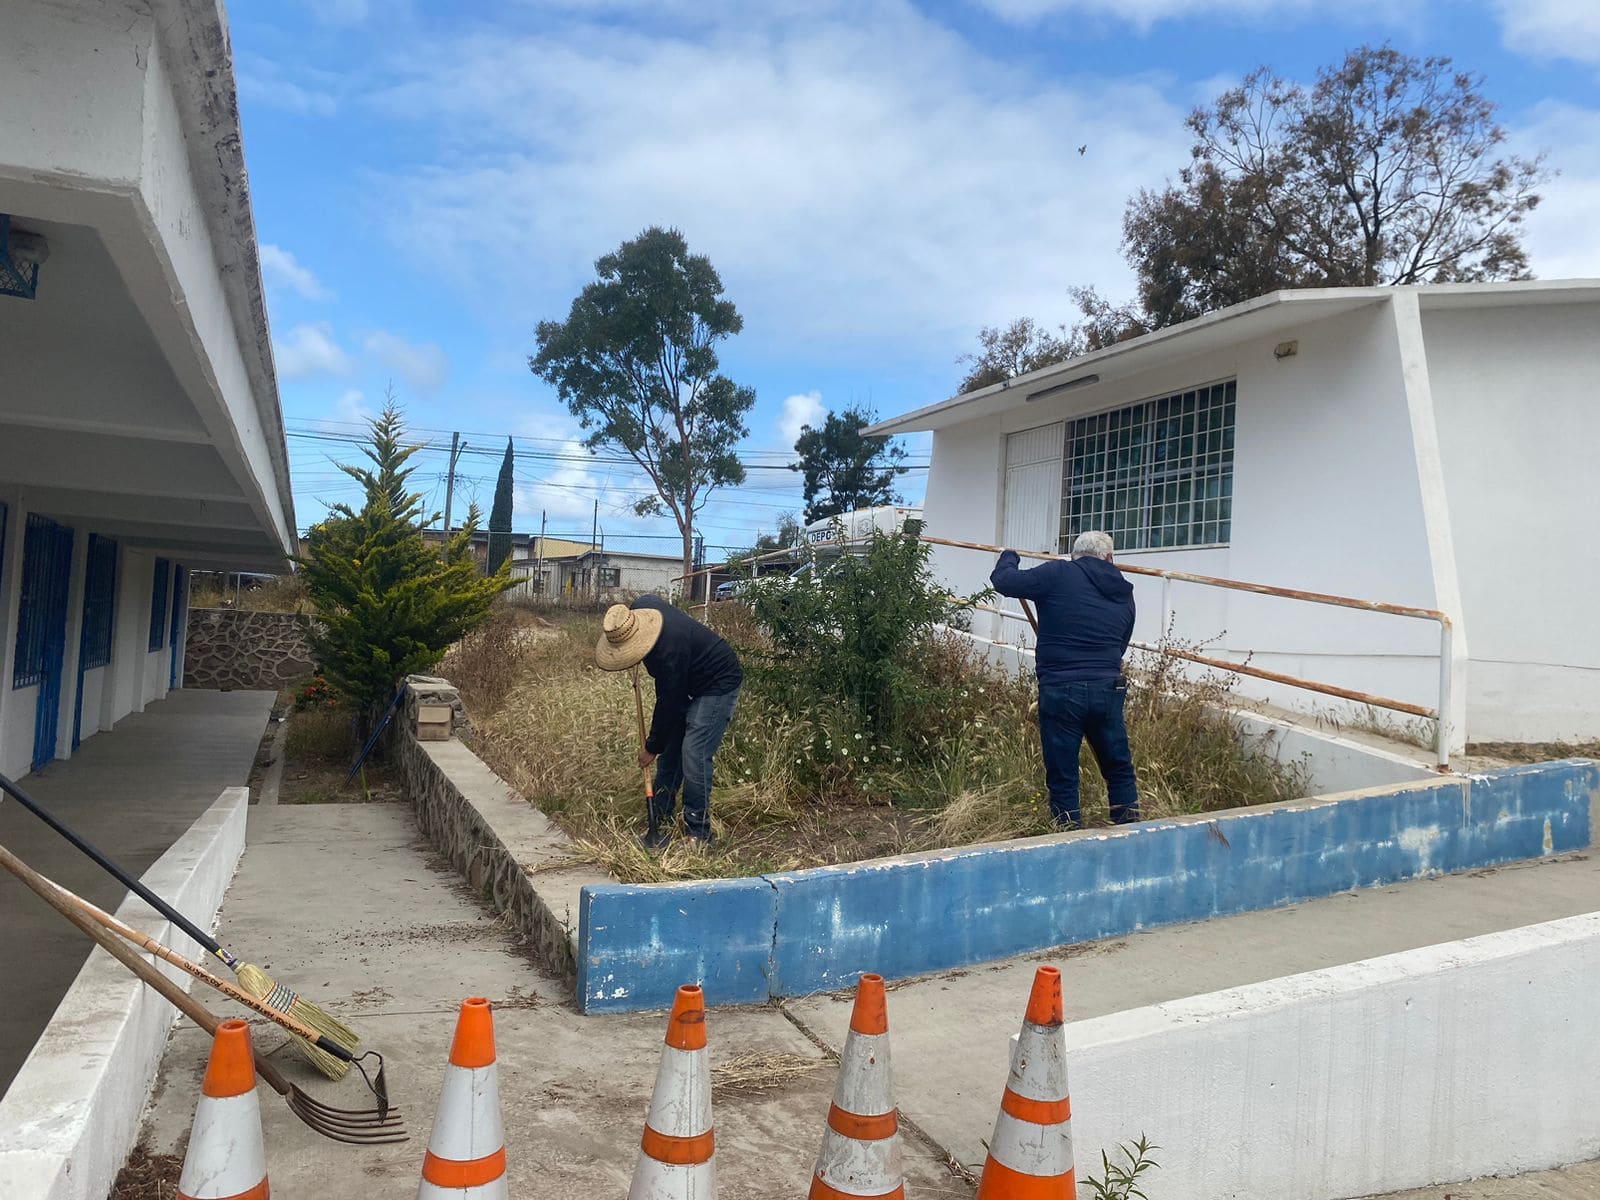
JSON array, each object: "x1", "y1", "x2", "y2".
[
  {"x1": 809, "y1": 973, "x2": 904, "y2": 1200},
  {"x1": 176, "y1": 1019, "x2": 269, "y2": 1200},
  {"x1": 630, "y1": 984, "x2": 715, "y2": 1199},
  {"x1": 975, "y1": 966, "x2": 1075, "y2": 1199},
  {"x1": 418, "y1": 997, "x2": 507, "y2": 1199}
]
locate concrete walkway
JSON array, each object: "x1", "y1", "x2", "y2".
[
  {"x1": 0, "y1": 689, "x2": 273, "y2": 1093},
  {"x1": 131, "y1": 799, "x2": 1600, "y2": 1198},
  {"x1": 135, "y1": 804, "x2": 971, "y2": 1198}
]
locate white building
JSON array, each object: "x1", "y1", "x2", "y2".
[
  {"x1": 870, "y1": 282, "x2": 1600, "y2": 750},
  {"x1": 0, "y1": 0, "x2": 296, "y2": 780},
  {"x1": 509, "y1": 549, "x2": 684, "y2": 602}
]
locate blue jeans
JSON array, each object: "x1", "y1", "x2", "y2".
[
  {"x1": 652, "y1": 689, "x2": 740, "y2": 839},
  {"x1": 1038, "y1": 679, "x2": 1139, "y2": 828}
]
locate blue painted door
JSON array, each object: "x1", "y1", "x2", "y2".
[
  {"x1": 15, "y1": 514, "x2": 76, "y2": 770},
  {"x1": 168, "y1": 564, "x2": 187, "y2": 688},
  {"x1": 73, "y1": 534, "x2": 118, "y2": 751}
]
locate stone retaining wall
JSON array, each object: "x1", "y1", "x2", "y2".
[
  {"x1": 392, "y1": 676, "x2": 612, "y2": 987},
  {"x1": 184, "y1": 609, "x2": 315, "y2": 690}
]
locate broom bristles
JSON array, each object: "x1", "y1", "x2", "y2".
[{"x1": 234, "y1": 962, "x2": 360, "y2": 1081}]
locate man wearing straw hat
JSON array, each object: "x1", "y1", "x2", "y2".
[
  {"x1": 595, "y1": 596, "x2": 743, "y2": 848},
  {"x1": 992, "y1": 531, "x2": 1140, "y2": 830}
]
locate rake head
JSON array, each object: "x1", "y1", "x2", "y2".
[{"x1": 284, "y1": 1083, "x2": 408, "y2": 1145}]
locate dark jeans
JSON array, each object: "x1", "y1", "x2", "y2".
[
  {"x1": 1038, "y1": 678, "x2": 1139, "y2": 828},
  {"x1": 652, "y1": 688, "x2": 740, "y2": 839}
]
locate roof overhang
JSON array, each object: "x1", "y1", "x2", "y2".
[
  {"x1": 871, "y1": 280, "x2": 1600, "y2": 437},
  {"x1": 0, "y1": 0, "x2": 296, "y2": 572}
]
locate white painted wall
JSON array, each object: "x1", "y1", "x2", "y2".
[
  {"x1": 0, "y1": 788, "x2": 249, "y2": 1200},
  {"x1": 1424, "y1": 301, "x2": 1600, "y2": 742},
  {"x1": 1066, "y1": 911, "x2": 1600, "y2": 1199},
  {"x1": 110, "y1": 548, "x2": 155, "y2": 725},
  {"x1": 925, "y1": 300, "x2": 1453, "y2": 734}
]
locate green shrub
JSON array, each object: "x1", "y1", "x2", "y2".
[{"x1": 742, "y1": 529, "x2": 981, "y2": 741}]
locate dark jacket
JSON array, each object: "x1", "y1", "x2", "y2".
[
  {"x1": 633, "y1": 595, "x2": 743, "y2": 753},
  {"x1": 990, "y1": 551, "x2": 1135, "y2": 685}
]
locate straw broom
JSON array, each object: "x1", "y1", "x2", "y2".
[{"x1": 0, "y1": 770, "x2": 359, "y2": 1079}]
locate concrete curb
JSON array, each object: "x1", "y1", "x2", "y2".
[
  {"x1": 395, "y1": 679, "x2": 612, "y2": 986},
  {"x1": 1064, "y1": 908, "x2": 1600, "y2": 1198},
  {"x1": 0, "y1": 787, "x2": 249, "y2": 1200},
  {"x1": 577, "y1": 760, "x2": 1598, "y2": 1013}
]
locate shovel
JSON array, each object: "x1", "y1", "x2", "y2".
[{"x1": 631, "y1": 665, "x2": 658, "y2": 842}]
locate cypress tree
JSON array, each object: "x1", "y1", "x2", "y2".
[
  {"x1": 486, "y1": 437, "x2": 515, "y2": 575},
  {"x1": 298, "y1": 403, "x2": 510, "y2": 730}
]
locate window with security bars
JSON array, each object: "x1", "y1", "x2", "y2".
[
  {"x1": 148, "y1": 558, "x2": 170, "y2": 652},
  {"x1": 598, "y1": 567, "x2": 621, "y2": 587},
  {"x1": 1060, "y1": 380, "x2": 1236, "y2": 552},
  {"x1": 81, "y1": 535, "x2": 118, "y2": 670}
]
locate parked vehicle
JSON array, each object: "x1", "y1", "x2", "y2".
[{"x1": 802, "y1": 505, "x2": 923, "y2": 550}]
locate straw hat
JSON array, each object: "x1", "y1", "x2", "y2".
[{"x1": 595, "y1": 603, "x2": 664, "y2": 671}]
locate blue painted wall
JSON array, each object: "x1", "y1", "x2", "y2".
[
  {"x1": 577, "y1": 876, "x2": 775, "y2": 1013},
  {"x1": 576, "y1": 760, "x2": 1597, "y2": 1012}
]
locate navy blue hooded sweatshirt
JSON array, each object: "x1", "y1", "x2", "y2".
[{"x1": 990, "y1": 551, "x2": 1135, "y2": 685}]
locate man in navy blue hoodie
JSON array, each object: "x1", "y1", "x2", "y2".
[{"x1": 991, "y1": 531, "x2": 1139, "y2": 828}]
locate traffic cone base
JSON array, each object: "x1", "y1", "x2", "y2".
[
  {"x1": 177, "y1": 1020, "x2": 270, "y2": 1200},
  {"x1": 809, "y1": 975, "x2": 905, "y2": 1200},
  {"x1": 419, "y1": 999, "x2": 508, "y2": 1199},
  {"x1": 631, "y1": 985, "x2": 715, "y2": 1200}
]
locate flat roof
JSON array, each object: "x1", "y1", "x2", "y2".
[{"x1": 869, "y1": 279, "x2": 1600, "y2": 437}]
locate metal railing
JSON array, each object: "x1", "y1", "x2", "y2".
[
  {"x1": 672, "y1": 531, "x2": 1458, "y2": 768},
  {"x1": 921, "y1": 535, "x2": 1455, "y2": 769}
]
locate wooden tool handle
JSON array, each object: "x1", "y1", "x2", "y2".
[
  {"x1": 35, "y1": 866, "x2": 337, "y2": 1051},
  {"x1": 0, "y1": 841, "x2": 294, "y2": 1097},
  {"x1": 630, "y1": 665, "x2": 654, "y2": 800}
]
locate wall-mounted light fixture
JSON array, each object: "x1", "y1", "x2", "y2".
[
  {"x1": 0, "y1": 215, "x2": 48, "y2": 301},
  {"x1": 1026, "y1": 373, "x2": 1100, "y2": 402},
  {"x1": 1273, "y1": 340, "x2": 1298, "y2": 360}
]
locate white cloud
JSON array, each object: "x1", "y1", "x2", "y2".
[
  {"x1": 779, "y1": 391, "x2": 827, "y2": 446},
  {"x1": 974, "y1": 0, "x2": 1422, "y2": 30},
  {"x1": 363, "y1": 331, "x2": 450, "y2": 394},
  {"x1": 236, "y1": 59, "x2": 338, "y2": 117},
  {"x1": 335, "y1": 389, "x2": 372, "y2": 424},
  {"x1": 366, "y1": 2, "x2": 1194, "y2": 359},
  {"x1": 260, "y1": 244, "x2": 332, "y2": 301},
  {"x1": 274, "y1": 322, "x2": 352, "y2": 379},
  {"x1": 1514, "y1": 102, "x2": 1600, "y2": 280},
  {"x1": 1493, "y1": 0, "x2": 1600, "y2": 65}
]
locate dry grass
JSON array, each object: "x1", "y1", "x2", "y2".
[
  {"x1": 450, "y1": 607, "x2": 1311, "y2": 883},
  {"x1": 712, "y1": 1051, "x2": 825, "y2": 1096},
  {"x1": 190, "y1": 572, "x2": 311, "y2": 614},
  {"x1": 109, "y1": 1142, "x2": 184, "y2": 1200},
  {"x1": 1466, "y1": 739, "x2": 1600, "y2": 764}
]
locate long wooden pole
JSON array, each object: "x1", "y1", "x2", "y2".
[{"x1": 630, "y1": 666, "x2": 656, "y2": 837}]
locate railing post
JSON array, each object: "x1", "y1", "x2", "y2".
[
  {"x1": 1435, "y1": 619, "x2": 1453, "y2": 770},
  {"x1": 1160, "y1": 575, "x2": 1173, "y2": 639}
]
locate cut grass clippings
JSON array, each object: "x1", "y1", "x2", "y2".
[{"x1": 446, "y1": 606, "x2": 1312, "y2": 885}]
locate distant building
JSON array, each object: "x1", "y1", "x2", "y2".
[
  {"x1": 508, "y1": 548, "x2": 683, "y2": 602},
  {"x1": 418, "y1": 529, "x2": 594, "y2": 566}
]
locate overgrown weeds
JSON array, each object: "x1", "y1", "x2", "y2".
[{"x1": 453, "y1": 602, "x2": 1310, "y2": 884}]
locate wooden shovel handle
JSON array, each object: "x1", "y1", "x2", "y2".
[
  {"x1": 0, "y1": 841, "x2": 294, "y2": 1097},
  {"x1": 630, "y1": 665, "x2": 653, "y2": 800}
]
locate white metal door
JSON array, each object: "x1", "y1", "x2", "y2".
[
  {"x1": 997, "y1": 423, "x2": 1064, "y2": 646},
  {"x1": 1002, "y1": 423, "x2": 1064, "y2": 553}
]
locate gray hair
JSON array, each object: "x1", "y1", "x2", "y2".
[{"x1": 1070, "y1": 530, "x2": 1115, "y2": 560}]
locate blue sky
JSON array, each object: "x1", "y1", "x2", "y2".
[{"x1": 233, "y1": 0, "x2": 1600, "y2": 556}]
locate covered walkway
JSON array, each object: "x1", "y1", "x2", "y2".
[{"x1": 0, "y1": 688, "x2": 273, "y2": 1093}]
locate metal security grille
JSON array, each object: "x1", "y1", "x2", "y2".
[
  {"x1": 168, "y1": 564, "x2": 188, "y2": 688},
  {"x1": 14, "y1": 514, "x2": 74, "y2": 690},
  {"x1": 148, "y1": 558, "x2": 171, "y2": 652},
  {"x1": 1061, "y1": 379, "x2": 1236, "y2": 552},
  {"x1": 80, "y1": 535, "x2": 119, "y2": 670}
]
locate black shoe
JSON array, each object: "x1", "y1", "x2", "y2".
[{"x1": 687, "y1": 831, "x2": 715, "y2": 849}]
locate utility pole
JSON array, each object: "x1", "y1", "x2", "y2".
[
  {"x1": 441, "y1": 432, "x2": 467, "y2": 535},
  {"x1": 537, "y1": 510, "x2": 546, "y2": 599},
  {"x1": 589, "y1": 499, "x2": 599, "y2": 597}
]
